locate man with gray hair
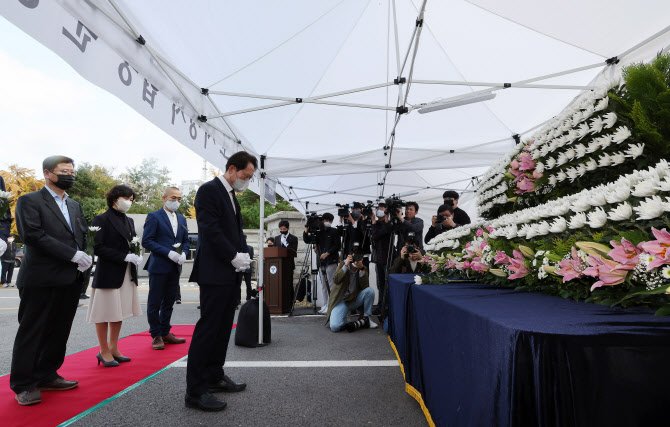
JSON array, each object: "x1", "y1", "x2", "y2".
[{"x1": 142, "y1": 186, "x2": 190, "y2": 350}]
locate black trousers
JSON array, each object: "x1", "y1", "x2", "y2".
[
  {"x1": 186, "y1": 283, "x2": 240, "y2": 396},
  {"x1": 10, "y1": 282, "x2": 81, "y2": 393},
  {"x1": 80, "y1": 266, "x2": 92, "y2": 295},
  {"x1": 1, "y1": 261, "x2": 14, "y2": 284}
]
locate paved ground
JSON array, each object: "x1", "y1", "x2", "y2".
[{"x1": 0, "y1": 276, "x2": 426, "y2": 426}]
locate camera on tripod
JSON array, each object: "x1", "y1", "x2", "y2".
[
  {"x1": 305, "y1": 211, "x2": 322, "y2": 235},
  {"x1": 385, "y1": 197, "x2": 406, "y2": 225}
]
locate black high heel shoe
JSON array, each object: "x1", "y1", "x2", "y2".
[
  {"x1": 96, "y1": 352, "x2": 119, "y2": 367},
  {"x1": 113, "y1": 355, "x2": 131, "y2": 363}
]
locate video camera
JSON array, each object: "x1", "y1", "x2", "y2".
[
  {"x1": 385, "y1": 196, "x2": 407, "y2": 225},
  {"x1": 336, "y1": 203, "x2": 350, "y2": 218},
  {"x1": 305, "y1": 211, "x2": 322, "y2": 235}
]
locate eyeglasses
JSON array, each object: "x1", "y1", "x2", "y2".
[{"x1": 51, "y1": 169, "x2": 77, "y2": 176}]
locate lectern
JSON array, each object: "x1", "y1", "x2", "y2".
[{"x1": 263, "y1": 246, "x2": 296, "y2": 314}]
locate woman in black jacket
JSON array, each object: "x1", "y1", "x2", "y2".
[{"x1": 86, "y1": 185, "x2": 143, "y2": 367}]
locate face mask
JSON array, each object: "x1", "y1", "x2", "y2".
[
  {"x1": 376, "y1": 210, "x2": 386, "y2": 218},
  {"x1": 280, "y1": 230, "x2": 288, "y2": 235},
  {"x1": 116, "y1": 199, "x2": 132, "y2": 213},
  {"x1": 51, "y1": 174, "x2": 75, "y2": 190},
  {"x1": 8, "y1": 238, "x2": 14, "y2": 243},
  {"x1": 231, "y1": 169, "x2": 251, "y2": 192},
  {"x1": 323, "y1": 222, "x2": 332, "y2": 228},
  {"x1": 165, "y1": 201, "x2": 180, "y2": 212},
  {"x1": 351, "y1": 211, "x2": 362, "y2": 220}
]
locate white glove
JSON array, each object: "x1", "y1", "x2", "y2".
[
  {"x1": 0, "y1": 239, "x2": 6, "y2": 257},
  {"x1": 178, "y1": 253, "x2": 187, "y2": 265},
  {"x1": 231, "y1": 253, "x2": 251, "y2": 271},
  {"x1": 72, "y1": 251, "x2": 93, "y2": 271},
  {"x1": 124, "y1": 254, "x2": 142, "y2": 266},
  {"x1": 168, "y1": 250, "x2": 181, "y2": 264}
]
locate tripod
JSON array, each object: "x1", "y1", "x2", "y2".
[
  {"x1": 289, "y1": 240, "x2": 330, "y2": 316},
  {"x1": 378, "y1": 221, "x2": 401, "y2": 323}
]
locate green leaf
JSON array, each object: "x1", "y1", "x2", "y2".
[{"x1": 654, "y1": 304, "x2": 670, "y2": 316}]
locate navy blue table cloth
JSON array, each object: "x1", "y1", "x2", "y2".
[{"x1": 387, "y1": 274, "x2": 670, "y2": 427}]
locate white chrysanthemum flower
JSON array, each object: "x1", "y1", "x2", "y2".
[
  {"x1": 610, "y1": 152, "x2": 626, "y2": 166},
  {"x1": 608, "y1": 202, "x2": 633, "y2": 221},
  {"x1": 612, "y1": 126, "x2": 632, "y2": 144},
  {"x1": 625, "y1": 143, "x2": 645, "y2": 159},
  {"x1": 586, "y1": 141, "x2": 600, "y2": 154},
  {"x1": 576, "y1": 164, "x2": 588, "y2": 177},
  {"x1": 535, "y1": 162, "x2": 545, "y2": 173},
  {"x1": 88, "y1": 226, "x2": 101, "y2": 232},
  {"x1": 634, "y1": 196, "x2": 665, "y2": 220},
  {"x1": 557, "y1": 153, "x2": 569, "y2": 166},
  {"x1": 594, "y1": 97, "x2": 609, "y2": 112},
  {"x1": 585, "y1": 158, "x2": 599, "y2": 171},
  {"x1": 505, "y1": 225, "x2": 518, "y2": 239},
  {"x1": 597, "y1": 135, "x2": 612, "y2": 150},
  {"x1": 414, "y1": 275, "x2": 422, "y2": 285},
  {"x1": 549, "y1": 217, "x2": 567, "y2": 233},
  {"x1": 526, "y1": 224, "x2": 539, "y2": 239},
  {"x1": 606, "y1": 183, "x2": 631, "y2": 203},
  {"x1": 565, "y1": 148, "x2": 576, "y2": 160},
  {"x1": 657, "y1": 176, "x2": 670, "y2": 192},
  {"x1": 571, "y1": 112, "x2": 583, "y2": 127},
  {"x1": 531, "y1": 149, "x2": 542, "y2": 160},
  {"x1": 591, "y1": 190, "x2": 608, "y2": 206},
  {"x1": 574, "y1": 144, "x2": 587, "y2": 159},
  {"x1": 568, "y1": 212, "x2": 588, "y2": 229},
  {"x1": 655, "y1": 159, "x2": 669, "y2": 178},
  {"x1": 556, "y1": 171, "x2": 568, "y2": 182},
  {"x1": 570, "y1": 197, "x2": 591, "y2": 213},
  {"x1": 566, "y1": 167, "x2": 579, "y2": 182},
  {"x1": 587, "y1": 208, "x2": 608, "y2": 228},
  {"x1": 517, "y1": 224, "x2": 529, "y2": 238},
  {"x1": 0, "y1": 191, "x2": 12, "y2": 199},
  {"x1": 545, "y1": 157, "x2": 557, "y2": 170},
  {"x1": 582, "y1": 104, "x2": 595, "y2": 119},
  {"x1": 589, "y1": 116, "x2": 604, "y2": 134},
  {"x1": 537, "y1": 221, "x2": 550, "y2": 236},
  {"x1": 577, "y1": 123, "x2": 590, "y2": 139},
  {"x1": 598, "y1": 153, "x2": 612, "y2": 167},
  {"x1": 539, "y1": 145, "x2": 551, "y2": 157},
  {"x1": 548, "y1": 175, "x2": 557, "y2": 186},
  {"x1": 566, "y1": 130, "x2": 579, "y2": 143},
  {"x1": 632, "y1": 179, "x2": 659, "y2": 197},
  {"x1": 603, "y1": 112, "x2": 618, "y2": 128}
]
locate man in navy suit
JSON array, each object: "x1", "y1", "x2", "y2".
[
  {"x1": 185, "y1": 151, "x2": 255, "y2": 412},
  {"x1": 142, "y1": 187, "x2": 190, "y2": 350}
]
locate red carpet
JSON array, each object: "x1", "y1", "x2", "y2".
[{"x1": 0, "y1": 325, "x2": 203, "y2": 427}]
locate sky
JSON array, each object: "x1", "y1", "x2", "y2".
[{"x1": 0, "y1": 16, "x2": 206, "y2": 185}]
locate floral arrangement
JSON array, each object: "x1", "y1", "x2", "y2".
[{"x1": 425, "y1": 53, "x2": 670, "y2": 315}]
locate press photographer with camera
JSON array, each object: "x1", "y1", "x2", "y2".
[
  {"x1": 390, "y1": 235, "x2": 430, "y2": 274},
  {"x1": 370, "y1": 203, "x2": 393, "y2": 310},
  {"x1": 303, "y1": 212, "x2": 340, "y2": 314},
  {"x1": 442, "y1": 190, "x2": 471, "y2": 227},
  {"x1": 326, "y1": 254, "x2": 377, "y2": 332},
  {"x1": 394, "y1": 201, "x2": 424, "y2": 253},
  {"x1": 339, "y1": 202, "x2": 371, "y2": 262},
  {"x1": 424, "y1": 204, "x2": 456, "y2": 244}
]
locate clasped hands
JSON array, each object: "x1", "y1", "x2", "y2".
[
  {"x1": 71, "y1": 250, "x2": 93, "y2": 272},
  {"x1": 124, "y1": 253, "x2": 143, "y2": 267},
  {"x1": 168, "y1": 250, "x2": 187, "y2": 265},
  {"x1": 231, "y1": 252, "x2": 251, "y2": 272}
]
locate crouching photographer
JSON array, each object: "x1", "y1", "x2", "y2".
[
  {"x1": 390, "y1": 233, "x2": 430, "y2": 274},
  {"x1": 303, "y1": 212, "x2": 340, "y2": 314},
  {"x1": 326, "y1": 254, "x2": 378, "y2": 332},
  {"x1": 424, "y1": 204, "x2": 457, "y2": 244}
]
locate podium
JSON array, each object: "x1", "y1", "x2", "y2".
[{"x1": 263, "y1": 246, "x2": 296, "y2": 314}]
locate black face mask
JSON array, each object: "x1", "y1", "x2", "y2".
[
  {"x1": 51, "y1": 174, "x2": 76, "y2": 190},
  {"x1": 280, "y1": 230, "x2": 288, "y2": 235}
]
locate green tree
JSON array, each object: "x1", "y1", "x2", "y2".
[
  {"x1": 236, "y1": 191, "x2": 296, "y2": 229},
  {"x1": 120, "y1": 158, "x2": 171, "y2": 207},
  {"x1": 69, "y1": 162, "x2": 120, "y2": 222}
]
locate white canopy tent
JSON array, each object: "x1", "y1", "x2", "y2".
[{"x1": 3, "y1": 0, "x2": 670, "y2": 343}]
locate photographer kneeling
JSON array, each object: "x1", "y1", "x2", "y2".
[
  {"x1": 390, "y1": 238, "x2": 430, "y2": 274},
  {"x1": 326, "y1": 254, "x2": 378, "y2": 332},
  {"x1": 424, "y1": 204, "x2": 457, "y2": 244}
]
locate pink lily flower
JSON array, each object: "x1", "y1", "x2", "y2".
[
  {"x1": 583, "y1": 256, "x2": 634, "y2": 291},
  {"x1": 471, "y1": 257, "x2": 489, "y2": 273},
  {"x1": 556, "y1": 248, "x2": 585, "y2": 283},
  {"x1": 494, "y1": 251, "x2": 510, "y2": 265},
  {"x1": 508, "y1": 250, "x2": 529, "y2": 280},
  {"x1": 518, "y1": 153, "x2": 536, "y2": 171},
  {"x1": 476, "y1": 229, "x2": 484, "y2": 237},
  {"x1": 639, "y1": 228, "x2": 670, "y2": 270},
  {"x1": 510, "y1": 159, "x2": 520, "y2": 170},
  {"x1": 486, "y1": 226, "x2": 495, "y2": 233},
  {"x1": 607, "y1": 238, "x2": 641, "y2": 267}
]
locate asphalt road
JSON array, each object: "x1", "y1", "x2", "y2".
[{"x1": 0, "y1": 277, "x2": 426, "y2": 426}]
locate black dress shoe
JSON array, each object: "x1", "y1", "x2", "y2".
[
  {"x1": 38, "y1": 377, "x2": 79, "y2": 391},
  {"x1": 113, "y1": 355, "x2": 131, "y2": 363},
  {"x1": 209, "y1": 375, "x2": 246, "y2": 393},
  {"x1": 79, "y1": 294, "x2": 90, "y2": 299},
  {"x1": 185, "y1": 392, "x2": 227, "y2": 412},
  {"x1": 15, "y1": 389, "x2": 41, "y2": 406},
  {"x1": 96, "y1": 352, "x2": 120, "y2": 367}
]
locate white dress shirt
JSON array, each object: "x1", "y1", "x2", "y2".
[
  {"x1": 218, "y1": 176, "x2": 236, "y2": 214},
  {"x1": 281, "y1": 233, "x2": 288, "y2": 247},
  {"x1": 164, "y1": 207, "x2": 178, "y2": 237}
]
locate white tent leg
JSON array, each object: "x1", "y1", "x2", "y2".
[{"x1": 258, "y1": 156, "x2": 266, "y2": 345}]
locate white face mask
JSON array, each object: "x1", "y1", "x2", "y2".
[
  {"x1": 116, "y1": 199, "x2": 132, "y2": 213},
  {"x1": 376, "y1": 210, "x2": 386, "y2": 218},
  {"x1": 323, "y1": 221, "x2": 332, "y2": 228},
  {"x1": 165, "y1": 201, "x2": 180, "y2": 212},
  {"x1": 232, "y1": 177, "x2": 250, "y2": 192},
  {"x1": 8, "y1": 238, "x2": 14, "y2": 243}
]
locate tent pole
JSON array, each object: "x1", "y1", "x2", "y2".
[{"x1": 258, "y1": 155, "x2": 267, "y2": 346}]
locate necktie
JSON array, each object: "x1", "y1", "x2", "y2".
[{"x1": 231, "y1": 191, "x2": 241, "y2": 223}]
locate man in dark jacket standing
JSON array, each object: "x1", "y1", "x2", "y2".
[
  {"x1": 370, "y1": 203, "x2": 393, "y2": 313},
  {"x1": 0, "y1": 174, "x2": 12, "y2": 243},
  {"x1": 142, "y1": 186, "x2": 190, "y2": 350},
  {"x1": 185, "y1": 151, "x2": 255, "y2": 412},
  {"x1": 10, "y1": 156, "x2": 92, "y2": 406},
  {"x1": 274, "y1": 220, "x2": 298, "y2": 282},
  {"x1": 1, "y1": 234, "x2": 17, "y2": 287}
]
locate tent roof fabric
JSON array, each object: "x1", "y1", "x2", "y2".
[{"x1": 5, "y1": 0, "x2": 670, "y2": 222}]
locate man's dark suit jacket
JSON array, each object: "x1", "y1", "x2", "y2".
[
  {"x1": 189, "y1": 178, "x2": 248, "y2": 286},
  {"x1": 15, "y1": 187, "x2": 87, "y2": 288},
  {"x1": 0, "y1": 175, "x2": 12, "y2": 241},
  {"x1": 274, "y1": 232, "x2": 298, "y2": 270},
  {"x1": 91, "y1": 208, "x2": 138, "y2": 289}
]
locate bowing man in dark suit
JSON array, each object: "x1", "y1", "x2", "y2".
[
  {"x1": 186, "y1": 151, "x2": 256, "y2": 412},
  {"x1": 10, "y1": 156, "x2": 92, "y2": 406},
  {"x1": 142, "y1": 186, "x2": 190, "y2": 350},
  {"x1": 274, "y1": 220, "x2": 298, "y2": 280},
  {"x1": 86, "y1": 185, "x2": 143, "y2": 367}
]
